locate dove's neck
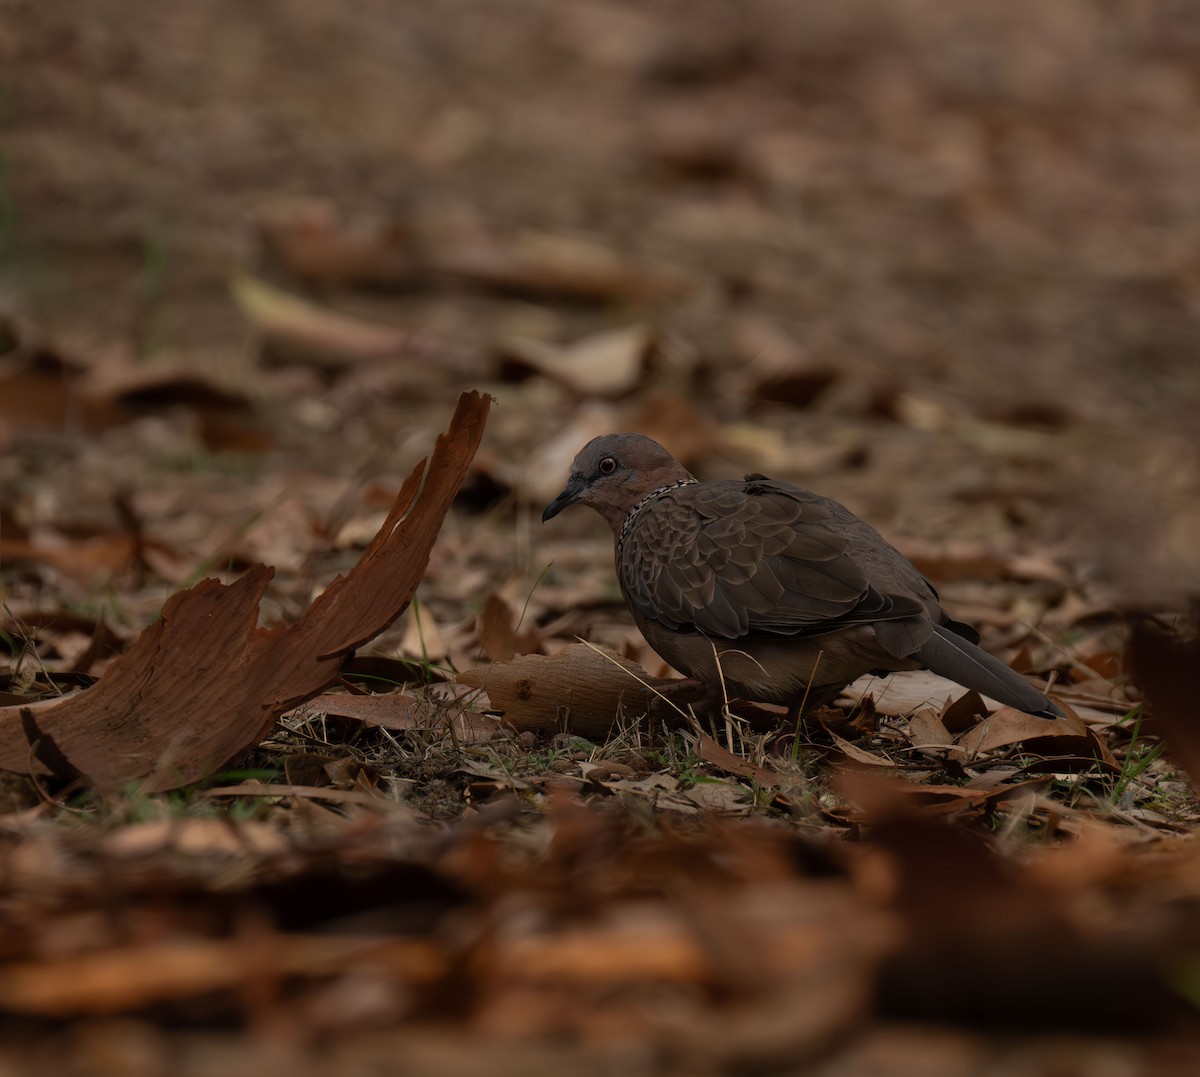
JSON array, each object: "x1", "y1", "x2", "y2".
[{"x1": 615, "y1": 478, "x2": 698, "y2": 556}]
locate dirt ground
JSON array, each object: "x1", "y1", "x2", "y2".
[{"x1": 2, "y1": 2, "x2": 1200, "y2": 1073}]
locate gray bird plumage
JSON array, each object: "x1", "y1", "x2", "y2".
[{"x1": 543, "y1": 433, "x2": 1062, "y2": 719}]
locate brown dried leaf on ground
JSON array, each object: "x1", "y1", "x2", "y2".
[
  {"x1": 0, "y1": 532, "x2": 145, "y2": 586},
  {"x1": 432, "y1": 229, "x2": 698, "y2": 303},
  {"x1": 728, "y1": 313, "x2": 842, "y2": 410},
  {"x1": 693, "y1": 728, "x2": 785, "y2": 788},
  {"x1": 231, "y1": 274, "x2": 418, "y2": 366},
  {"x1": 0, "y1": 324, "x2": 258, "y2": 446},
  {"x1": 475, "y1": 591, "x2": 545, "y2": 663},
  {"x1": 897, "y1": 538, "x2": 1069, "y2": 586},
  {"x1": 835, "y1": 771, "x2": 1049, "y2": 826},
  {"x1": 257, "y1": 198, "x2": 416, "y2": 287},
  {"x1": 906, "y1": 708, "x2": 953, "y2": 750},
  {"x1": 954, "y1": 705, "x2": 1107, "y2": 764},
  {"x1": 838, "y1": 668, "x2": 1069, "y2": 720},
  {"x1": 823, "y1": 728, "x2": 906, "y2": 770},
  {"x1": 0, "y1": 351, "x2": 122, "y2": 444},
  {"x1": 0, "y1": 391, "x2": 490, "y2": 792},
  {"x1": 0, "y1": 609, "x2": 125, "y2": 678},
  {"x1": 305, "y1": 690, "x2": 503, "y2": 742},
  {"x1": 0, "y1": 934, "x2": 442, "y2": 1017},
  {"x1": 88, "y1": 359, "x2": 254, "y2": 417},
  {"x1": 0, "y1": 501, "x2": 187, "y2": 588},
  {"x1": 1128, "y1": 620, "x2": 1200, "y2": 784},
  {"x1": 498, "y1": 324, "x2": 655, "y2": 397},
  {"x1": 855, "y1": 798, "x2": 1192, "y2": 1030}
]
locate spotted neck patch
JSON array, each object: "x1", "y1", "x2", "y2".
[{"x1": 616, "y1": 478, "x2": 698, "y2": 563}]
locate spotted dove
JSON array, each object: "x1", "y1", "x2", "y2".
[{"x1": 542, "y1": 434, "x2": 1062, "y2": 719}]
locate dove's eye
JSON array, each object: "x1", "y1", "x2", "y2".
[{"x1": 598, "y1": 456, "x2": 618, "y2": 476}]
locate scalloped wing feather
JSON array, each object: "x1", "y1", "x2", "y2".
[{"x1": 620, "y1": 481, "x2": 928, "y2": 640}]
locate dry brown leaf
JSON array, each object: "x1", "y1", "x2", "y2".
[
  {"x1": 475, "y1": 592, "x2": 544, "y2": 663},
  {"x1": 642, "y1": 121, "x2": 750, "y2": 185},
  {"x1": 1079, "y1": 647, "x2": 1124, "y2": 680},
  {"x1": 231, "y1": 273, "x2": 416, "y2": 364},
  {"x1": 306, "y1": 690, "x2": 503, "y2": 742},
  {"x1": 897, "y1": 539, "x2": 1017, "y2": 583},
  {"x1": 196, "y1": 412, "x2": 278, "y2": 454},
  {"x1": 0, "y1": 327, "x2": 261, "y2": 448},
  {"x1": 953, "y1": 706, "x2": 1106, "y2": 763},
  {"x1": 0, "y1": 391, "x2": 490, "y2": 791},
  {"x1": 201, "y1": 783, "x2": 413, "y2": 811},
  {"x1": 693, "y1": 729, "x2": 784, "y2": 788},
  {"x1": 0, "y1": 533, "x2": 138, "y2": 583},
  {"x1": 842, "y1": 772, "x2": 1053, "y2": 826},
  {"x1": 840, "y1": 669, "x2": 1028, "y2": 719},
  {"x1": 601, "y1": 772, "x2": 680, "y2": 798},
  {"x1": 433, "y1": 230, "x2": 697, "y2": 304},
  {"x1": 0, "y1": 525, "x2": 184, "y2": 586},
  {"x1": 0, "y1": 936, "x2": 444, "y2": 1016},
  {"x1": 89, "y1": 361, "x2": 253, "y2": 415},
  {"x1": 729, "y1": 313, "x2": 841, "y2": 409},
  {"x1": 283, "y1": 751, "x2": 336, "y2": 787},
  {"x1": 825, "y1": 730, "x2": 901, "y2": 768},
  {"x1": 940, "y1": 689, "x2": 989, "y2": 732},
  {"x1": 499, "y1": 324, "x2": 654, "y2": 397},
  {"x1": 0, "y1": 355, "x2": 123, "y2": 444},
  {"x1": 257, "y1": 199, "x2": 415, "y2": 287},
  {"x1": 905, "y1": 709, "x2": 949, "y2": 747},
  {"x1": 1050, "y1": 679, "x2": 1138, "y2": 716},
  {"x1": 680, "y1": 779, "x2": 752, "y2": 813},
  {"x1": 476, "y1": 592, "x2": 521, "y2": 663},
  {"x1": 399, "y1": 602, "x2": 450, "y2": 663},
  {"x1": 308, "y1": 691, "x2": 420, "y2": 727},
  {"x1": 100, "y1": 817, "x2": 291, "y2": 859}
]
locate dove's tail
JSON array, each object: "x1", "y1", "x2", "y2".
[{"x1": 919, "y1": 623, "x2": 1063, "y2": 718}]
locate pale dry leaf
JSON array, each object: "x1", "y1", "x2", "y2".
[
  {"x1": 400, "y1": 603, "x2": 450, "y2": 663},
  {"x1": 475, "y1": 591, "x2": 543, "y2": 663},
  {"x1": 500, "y1": 324, "x2": 654, "y2": 397},
  {"x1": 100, "y1": 818, "x2": 290, "y2": 859},
  {"x1": 840, "y1": 669, "x2": 1039, "y2": 719},
  {"x1": 201, "y1": 783, "x2": 416, "y2": 811},
  {"x1": 232, "y1": 273, "x2": 414, "y2": 364},
  {"x1": 681, "y1": 779, "x2": 751, "y2": 813},
  {"x1": 603, "y1": 772, "x2": 680, "y2": 796},
  {"x1": 907, "y1": 710, "x2": 954, "y2": 750},
  {"x1": 306, "y1": 691, "x2": 503, "y2": 741}
]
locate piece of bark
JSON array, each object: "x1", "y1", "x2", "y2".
[
  {"x1": 0, "y1": 391, "x2": 491, "y2": 792},
  {"x1": 458, "y1": 644, "x2": 673, "y2": 738}
]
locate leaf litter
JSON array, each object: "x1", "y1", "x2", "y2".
[
  {"x1": 0, "y1": 390, "x2": 490, "y2": 792},
  {"x1": 3, "y1": 2, "x2": 1200, "y2": 1071},
  {"x1": 2, "y1": 384, "x2": 1197, "y2": 1069}
]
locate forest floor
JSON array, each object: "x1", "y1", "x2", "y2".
[{"x1": 2, "y1": 2, "x2": 1200, "y2": 1073}]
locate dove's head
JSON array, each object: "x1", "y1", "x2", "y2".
[{"x1": 541, "y1": 433, "x2": 694, "y2": 533}]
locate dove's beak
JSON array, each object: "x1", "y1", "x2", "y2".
[{"x1": 542, "y1": 474, "x2": 586, "y2": 522}]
